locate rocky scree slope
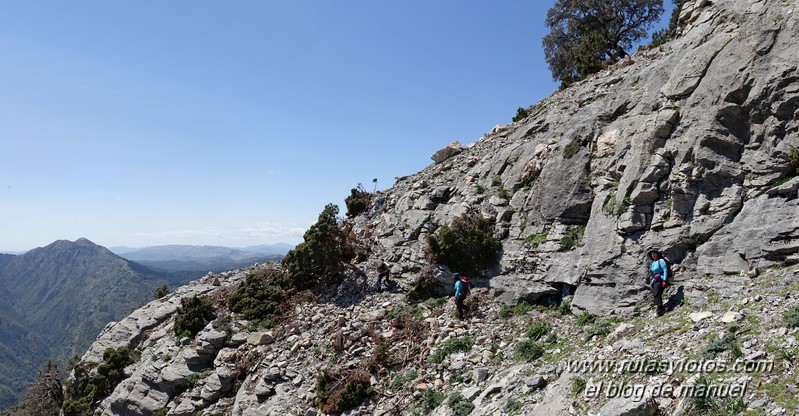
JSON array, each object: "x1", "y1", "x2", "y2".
[
  {"x1": 348, "y1": 0, "x2": 799, "y2": 316},
  {"x1": 66, "y1": 263, "x2": 799, "y2": 416}
]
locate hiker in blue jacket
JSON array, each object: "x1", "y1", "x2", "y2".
[
  {"x1": 648, "y1": 249, "x2": 668, "y2": 316},
  {"x1": 453, "y1": 273, "x2": 468, "y2": 320}
]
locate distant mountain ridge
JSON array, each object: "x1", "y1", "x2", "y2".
[
  {"x1": 0, "y1": 240, "x2": 291, "y2": 408},
  {"x1": 112, "y1": 243, "x2": 291, "y2": 273},
  {"x1": 0, "y1": 238, "x2": 193, "y2": 409}
]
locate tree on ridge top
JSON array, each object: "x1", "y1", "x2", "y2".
[{"x1": 543, "y1": 0, "x2": 664, "y2": 86}]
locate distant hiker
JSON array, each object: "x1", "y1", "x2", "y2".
[
  {"x1": 647, "y1": 249, "x2": 669, "y2": 316},
  {"x1": 376, "y1": 262, "x2": 390, "y2": 292},
  {"x1": 453, "y1": 273, "x2": 470, "y2": 320}
]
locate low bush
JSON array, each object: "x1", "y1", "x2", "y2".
[
  {"x1": 418, "y1": 389, "x2": 446, "y2": 414},
  {"x1": 515, "y1": 340, "x2": 544, "y2": 362},
  {"x1": 570, "y1": 376, "x2": 587, "y2": 396},
  {"x1": 525, "y1": 322, "x2": 551, "y2": 341},
  {"x1": 426, "y1": 208, "x2": 501, "y2": 276},
  {"x1": 558, "y1": 301, "x2": 572, "y2": 315},
  {"x1": 563, "y1": 137, "x2": 582, "y2": 159},
  {"x1": 576, "y1": 311, "x2": 596, "y2": 326},
  {"x1": 62, "y1": 347, "x2": 136, "y2": 416},
  {"x1": 428, "y1": 336, "x2": 475, "y2": 364},
  {"x1": 512, "y1": 107, "x2": 528, "y2": 122},
  {"x1": 559, "y1": 225, "x2": 585, "y2": 251},
  {"x1": 583, "y1": 318, "x2": 612, "y2": 341},
  {"x1": 153, "y1": 284, "x2": 168, "y2": 300},
  {"x1": 448, "y1": 393, "x2": 475, "y2": 416},
  {"x1": 227, "y1": 270, "x2": 286, "y2": 326},
  {"x1": 687, "y1": 375, "x2": 747, "y2": 415},
  {"x1": 525, "y1": 230, "x2": 548, "y2": 249},
  {"x1": 174, "y1": 295, "x2": 215, "y2": 338},
  {"x1": 701, "y1": 332, "x2": 741, "y2": 360},
  {"x1": 385, "y1": 304, "x2": 423, "y2": 320},
  {"x1": 499, "y1": 301, "x2": 534, "y2": 318},
  {"x1": 388, "y1": 370, "x2": 418, "y2": 391},
  {"x1": 785, "y1": 306, "x2": 799, "y2": 328},
  {"x1": 344, "y1": 184, "x2": 373, "y2": 218}
]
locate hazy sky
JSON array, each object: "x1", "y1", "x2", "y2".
[{"x1": 0, "y1": 1, "x2": 672, "y2": 252}]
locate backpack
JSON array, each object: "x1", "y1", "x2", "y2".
[
  {"x1": 459, "y1": 275, "x2": 473, "y2": 296},
  {"x1": 660, "y1": 257, "x2": 675, "y2": 286}
]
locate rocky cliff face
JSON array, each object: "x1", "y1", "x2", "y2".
[
  {"x1": 356, "y1": 0, "x2": 798, "y2": 315},
  {"x1": 64, "y1": 0, "x2": 799, "y2": 415}
]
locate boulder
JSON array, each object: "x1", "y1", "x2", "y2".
[
  {"x1": 431, "y1": 141, "x2": 464, "y2": 164},
  {"x1": 247, "y1": 332, "x2": 275, "y2": 346}
]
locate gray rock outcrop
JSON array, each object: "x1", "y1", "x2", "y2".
[{"x1": 351, "y1": 0, "x2": 799, "y2": 315}]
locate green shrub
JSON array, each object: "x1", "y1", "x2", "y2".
[
  {"x1": 448, "y1": 393, "x2": 475, "y2": 416},
  {"x1": 576, "y1": 311, "x2": 596, "y2": 326},
  {"x1": 515, "y1": 340, "x2": 544, "y2": 362},
  {"x1": 603, "y1": 194, "x2": 617, "y2": 214},
  {"x1": 525, "y1": 322, "x2": 551, "y2": 341},
  {"x1": 700, "y1": 332, "x2": 741, "y2": 360},
  {"x1": 186, "y1": 369, "x2": 214, "y2": 388},
  {"x1": 283, "y1": 204, "x2": 353, "y2": 290},
  {"x1": 153, "y1": 284, "x2": 168, "y2": 300},
  {"x1": 492, "y1": 176, "x2": 502, "y2": 187},
  {"x1": 563, "y1": 137, "x2": 582, "y2": 159},
  {"x1": 476, "y1": 184, "x2": 486, "y2": 194},
  {"x1": 525, "y1": 230, "x2": 548, "y2": 249},
  {"x1": 332, "y1": 373, "x2": 373, "y2": 413},
  {"x1": 512, "y1": 107, "x2": 528, "y2": 123},
  {"x1": 505, "y1": 399, "x2": 522, "y2": 413},
  {"x1": 615, "y1": 197, "x2": 631, "y2": 216},
  {"x1": 62, "y1": 398, "x2": 92, "y2": 416},
  {"x1": 505, "y1": 398, "x2": 522, "y2": 413},
  {"x1": 558, "y1": 301, "x2": 572, "y2": 315},
  {"x1": 344, "y1": 184, "x2": 373, "y2": 218},
  {"x1": 789, "y1": 147, "x2": 799, "y2": 176},
  {"x1": 63, "y1": 347, "x2": 136, "y2": 415},
  {"x1": 389, "y1": 370, "x2": 418, "y2": 391},
  {"x1": 315, "y1": 371, "x2": 333, "y2": 410},
  {"x1": 418, "y1": 389, "x2": 446, "y2": 413},
  {"x1": 426, "y1": 209, "x2": 501, "y2": 276},
  {"x1": 385, "y1": 304, "x2": 424, "y2": 320},
  {"x1": 785, "y1": 306, "x2": 799, "y2": 328},
  {"x1": 570, "y1": 376, "x2": 587, "y2": 396},
  {"x1": 583, "y1": 318, "x2": 612, "y2": 340},
  {"x1": 174, "y1": 295, "x2": 215, "y2": 338},
  {"x1": 428, "y1": 336, "x2": 475, "y2": 364},
  {"x1": 559, "y1": 225, "x2": 585, "y2": 251},
  {"x1": 227, "y1": 270, "x2": 286, "y2": 325},
  {"x1": 499, "y1": 301, "x2": 534, "y2": 318},
  {"x1": 687, "y1": 375, "x2": 747, "y2": 415}
]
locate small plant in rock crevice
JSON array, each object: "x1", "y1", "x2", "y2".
[
  {"x1": 785, "y1": 306, "x2": 799, "y2": 328},
  {"x1": 428, "y1": 336, "x2": 475, "y2": 364}
]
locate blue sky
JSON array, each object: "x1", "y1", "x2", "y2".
[{"x1": 0, "y1": 1, "x2": 672, "y2": 252}]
